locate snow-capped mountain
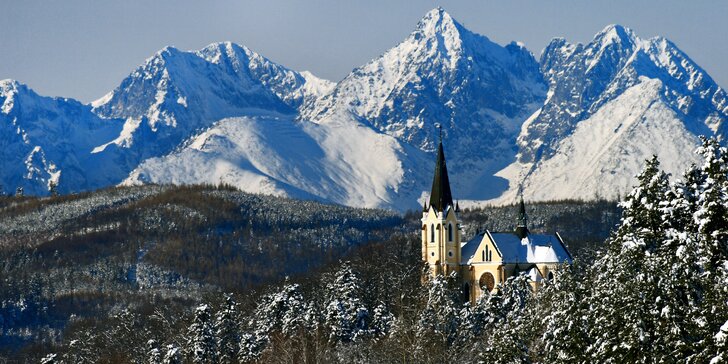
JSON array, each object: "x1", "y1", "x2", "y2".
[
  {"x1": 2, "y1": 9, "x2": 726, "y2": 210},
  {"x1": 92, "y1": 42, "x2": 333, "y2": 161},
  {"x1": 302, "y1": 7, "x2": 547, "y2": 200},
  {"x1": 492, "y1": 24, "x2": 728, "y2": 203},
  {"x1": 0, "y1": 80, "x2": 124, "y2": 195}
]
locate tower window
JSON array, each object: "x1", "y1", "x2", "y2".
[
  {"x1": 448, "y1": 223, "x2": 453, "y2": 242},
  {"x1": 448, "y1": 250, "x2": 453, "y2": 257},
  {"x1": 430, "y1": 224, "x2": 435, "y2": 243}
]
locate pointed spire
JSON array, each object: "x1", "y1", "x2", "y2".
[
  {"x1": 515, "y1": 196, "x2": 529, "y2": 239},
  {"x1": 429, "y1": 126, "x2": 454, "y2": 212}
]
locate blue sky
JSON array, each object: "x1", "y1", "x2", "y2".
[{"x1": 1, "y1": 0, "x2": 726, "y2": 102}]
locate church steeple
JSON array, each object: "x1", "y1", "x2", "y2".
[
  {"x1": 429, "y1": 128, "x2": 453, "y2": 212},
  {"x1": 515, "y1": 197, "x2": 529, "y2": 239}
]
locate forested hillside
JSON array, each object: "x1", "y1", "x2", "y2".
[
  {"x1": 0, "y1": 178, "x2": 675, "y2": 363},
  {"x1": 28, "y1": 138, "x2": 723, "y2": 364}
]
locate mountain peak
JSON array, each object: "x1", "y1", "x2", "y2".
[
  {"x1": 416, "y1": 7, "x2": 462, "y2": 38},
  {"x1": 593, "y1": 24, "x2": 638, "y2": 47},
  {"x1": 0, "y1": 79, "x2": 22, "y2": 94}
]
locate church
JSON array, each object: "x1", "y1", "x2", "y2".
[{"x1": 421, "y1": 136, "x2": 572, "y2": 303}]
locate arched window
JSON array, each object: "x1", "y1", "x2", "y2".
[
  {"x1": 489, "y1": 250, "x2": 492, "y2": 261},
  {"x1": 430, "y1": 224, "x2": 435, "y2": 243},
  {"x1": 547, "y1": 271, "x2": 554, "y2": 281},
  {"x1": 448, "y1": 223, "x2": 453, "y2": 242},
  {"x1": 479, "y1": 272, "x2": 495, "y2": 292},
  {"x1": 482, "y1": 250, "x2": 485, "y2": 262}
]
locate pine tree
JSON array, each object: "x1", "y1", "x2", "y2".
[
  {"x1": 691, "y1": 137, "x2": 728, "y2": 362},
  {"x1": 475, "y1": 274, "x2": 533, "y2": 364},
  {"x1": 694, "y1": 137, "x2": 728, "y2": 270},
  {"x1": 162, "y1": 344, "x2": 182, "y2": 364},
  {"x1": 587, "y1": 156, "x2": 670, "y2": 363},
  {"x1": 538, "y1": 264, "x2": 590, "y2": 363},
  {"x1": 414, "y1": 274, "x2": 461, "y2": 359},
  {"x1": 147, "y1": 339, "x2": 162, "y2": 364},
  {"x1": 324, "y1": 262, "x2": 370, "y2": 343},
  {"x1": 214, "y1": 294, "x2": 240, "y2": 364},
  {"x1": 370, "y1": 303, "x2": 394, "y2": 339},
  {"x1": 240, "y1": 281, "x2": 309, "y2": 360},
  {"x1": 185, "y1": 304, "x2": 218, "y2": 364}
]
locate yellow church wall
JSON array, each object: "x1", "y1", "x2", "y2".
[{"x1": 421, "y1": 206, "x2": 461, "y2": 277}]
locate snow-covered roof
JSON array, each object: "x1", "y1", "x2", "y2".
[
  {"x1": 460, "y1": 233, "x2": 483, "y2": 265},
  {"x1": 489, "y1": 232, "x2": 571, "y2": 264},
  {"x1": 460, "y1": 231, "x2": 572, "y2": 265}
]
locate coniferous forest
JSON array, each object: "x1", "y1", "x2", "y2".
[{"x1": 2, "y1": 139, "x2": 728, "y2": 363}]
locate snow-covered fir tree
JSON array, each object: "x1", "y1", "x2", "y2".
[
  {"x1": 324, "y1": 262, "x2": 370, "y2": 343},
  {"x1": 474, "y1": 274, "x2": 533, "y2": 364},
  {"x1": 147, "y1": 339, "x2": 161, "y2": 364},
  {"x1": 586, "y1": 156, "x2": 670, "y2": 363},
  {"x1": 239, "y1": 280, "x2": 310, "y2": 360},
  {"x1": 214, "y1": 294, "x2": 240, "y2": 364},
  {"x1": 162, "y1": 344, "x2": 182, "y2": 364},
  {"x1": 185, "y1": 304, "x2": 218, "y2": 363},
  {"x1": 537, "y1": 264, "x2": 590, "y2": 363},
  {"x1": 415, "y1": 274, "x2": 462, "y2": 358}
]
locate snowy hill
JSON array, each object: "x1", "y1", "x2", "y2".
[
  {"x1": 123, "y1": 115, "x2": 431, "y2": 210},
  {"x1": 491, "y1": 24, "x2": 728, "y2": 203},
  {"x1": 0, "y1": 80, "x2": 124, "y2": 195}
]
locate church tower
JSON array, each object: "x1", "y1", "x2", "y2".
[{"x1": 422, "y1": 131, "x2": 461, "y2": 278}]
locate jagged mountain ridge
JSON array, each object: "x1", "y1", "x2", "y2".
[
  {"x1": 92, "y1": 41, "x2": 334, "y2": 160},
  {"x1": 0, "y1": 80, "x2": 125, "y2": 195},
  {"x1": 490, "y1": 24, "x2": 728, "y2": 203},
  {"x1": 0, "y1": 42, "x2": 334, "y2": 196},
  {"x1": 1, "y1": 9, "x2": 726, "y2": 210},
  {"x1": 301, "y1": 8, "x2": 547, "y2": 201},
  {"x1": 520, "y1": 24, "x2": 728, "y2": 164}
]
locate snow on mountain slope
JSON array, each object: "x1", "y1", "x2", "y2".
[
  {"x1": 92, "y1": 42, "x2": 331, "y2": 161},
  {"x1": 301, "y1": 7, "x2": 546, "y2": 201},
  {"x1": 3, "y1": 12, "x2": 726, "y2": 209},
  {"x1": 123, "y1": 114, "x2": 430, "y2": 210},
  {"x1": 519, "y1": 24, "x2": 727, "y2": 164},
  {"x1": 492, "y1": 24, "x2": 728, "y2": 204},
  {"x1": 0, "y1": 80, "x2": 124, "y2": 195},
  {"x1": 493, "y1": 77, "x2": 701, "y2": 203}
]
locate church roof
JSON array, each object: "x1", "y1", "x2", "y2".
[
  {"x1": 428, "y1": 139, "x2": 453, "y2": 212},
  {"x1": 461, "y1": 231, "x2": 572, "y2": 265}
]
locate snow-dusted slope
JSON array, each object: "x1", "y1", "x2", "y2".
[
  {"x1": 92, "y1": 42, "x2": 332, "y2": 161},
  {"x1": 494, "y1": 24, "x2": 728, "y2": 204},
  {"x1": 123, "y1": 115, "x2": 430, "y2": 210},
  {"x1": 496, "y1": 77, "x2": 702, "y2": 202},
  {"x1": 0, "y1": 80, "x2": 124, "y2": 195},
  {"x1": 520, "y1": 25, "x2": 727, "y2": 163},
  {"x1": 3, "y1": 10, "x2": 726, "y2": 209},
  {"x1": 302, "y1": 7, "x2": 546, "y2": 200}
]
